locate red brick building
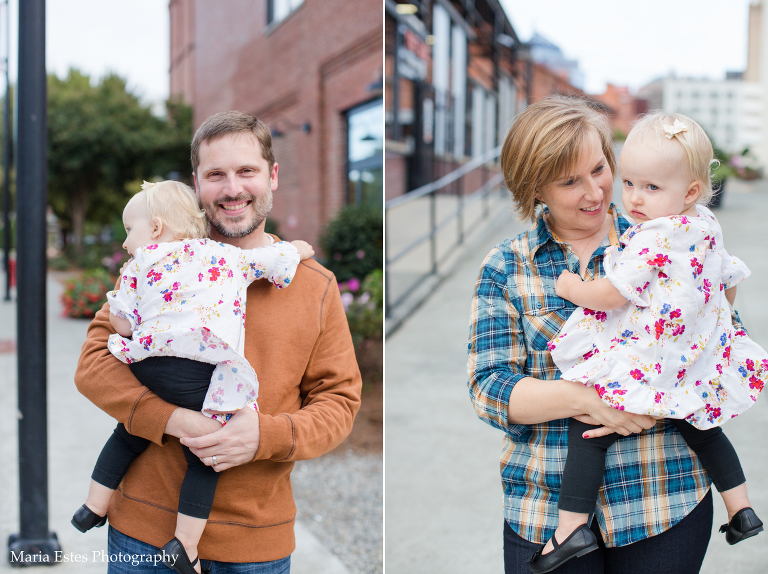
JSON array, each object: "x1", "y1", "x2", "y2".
[{"x1": 169, "y1": 0, "x2": 383, "y2": 245}]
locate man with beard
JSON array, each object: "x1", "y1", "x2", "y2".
[{"x1": 75, "y1": 111, "x2": 363, "y2": 573}]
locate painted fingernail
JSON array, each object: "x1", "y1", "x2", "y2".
[{"x1": 583, "y1": 433, "x2": 589, "y2": 438}]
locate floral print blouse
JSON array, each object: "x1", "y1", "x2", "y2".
[
  {"x1": 549, "y1": 205, "x2": 767, "y2": 429},
  {"x1": 107, "y1": 238, "x2": 300, "y2": 417}
]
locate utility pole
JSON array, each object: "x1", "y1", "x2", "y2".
[{"x1": 8, "y1": 0, "x2": 60, "y2": 564}]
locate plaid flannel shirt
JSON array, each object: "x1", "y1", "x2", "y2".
[{"x1": 467, "y1": 206, "x2": 711, "y2": 548}]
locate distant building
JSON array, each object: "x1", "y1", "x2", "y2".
[
  {"x1": 591, "y1": 84, "x2": 647, "y2": 138},
  {"x1": 385, "y1": 0, "x2": 521, "y2": 198},
  {"x1": 169, "y1": 0, "x2": 383, "y2": 246},
  {"x1": 528, "y1": 32, "x2": 584, "y2": 90},
  {"x1": 638, "y1": 75, "x2": 762, "y2": 156}
]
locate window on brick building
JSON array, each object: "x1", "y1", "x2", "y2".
[
  {"x1": 347, "y1": 99, "x2": 383, "y2": 207},
  {"x1": 267, "y1": 0, "x2": 304, "y2": 25}
]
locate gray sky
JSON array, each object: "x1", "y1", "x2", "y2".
[
  {"x1": 500, "y1": 0, "x2": 752, "y2": 94},
  {"x1": 7, "y1": 1, "x2": 756, "y2": 105},
  {"x1": 7, "y1": 0, "x2": 169, "y2": 105}
]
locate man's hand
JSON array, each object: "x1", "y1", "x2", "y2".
[
  {"x1": 291, "y1": 240, "x2": 315, "y2": 261},
  {"x1": 164, "y1": 407, "x2": 223, "y2": 439},
  {"x1": 555, "y1": 269, "x2": 581, "y2": 301},
  {"x1": 181, "y1": 407, "x2": 260, "y2": 472}
]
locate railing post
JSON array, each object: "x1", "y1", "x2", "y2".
[
  {"x1": 430, "y1": 190, "x2": 437, "y2": 274},
  {"x1": 482, "y1": 161, "x2": 489, "y2": 218},
  {"x1": 457, "y1": 160, "x2": 464, "y2": 245},
  {"x1": 384, "y1": 206, "x2": 391, "y2": 319}
]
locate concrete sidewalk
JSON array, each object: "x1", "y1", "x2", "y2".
[
  {"x1": 385, "y1": 181, "x2": 768, "y2": 572},
  {"x1": 0, "y1": 273, "x2": 348, "y2": 573}
]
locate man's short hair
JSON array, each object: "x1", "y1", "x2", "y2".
[{"x1": 191, "y1": 111, "x2": 275, "y2": 176}]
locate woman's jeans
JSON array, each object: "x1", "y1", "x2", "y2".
[
  {"x1": 91, "y1": 356, "x2": 219, "y2": 519},
  {"x1": 503, "y1": 489, "x2": 713, "y2": 574},
  {"x1": 106, "y1": 526, "x2": 291, "y2": 573},
  {"x1": 559, "y1": 419, "x2": 745, "y2": 514}
]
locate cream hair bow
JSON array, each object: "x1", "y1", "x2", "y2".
[{"x1": 663, "y1": 119, "x2": 688, "y2": 139}]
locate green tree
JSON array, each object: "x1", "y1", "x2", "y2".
[{"x1": 47, "y1": 69, "x2": 193, "y2": 250}]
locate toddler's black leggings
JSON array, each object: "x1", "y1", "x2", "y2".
[
  {"x1": 91, "y1": 356, "x2": 219, "y2": 519},
  {"x1": 559, "y1": 418, "x2": 746, "y2": 513}
]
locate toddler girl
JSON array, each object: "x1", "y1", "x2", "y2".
[
  {"x1": 71, "y1": 180, "x2": 313, "y2": 574},
  {"x1": 528, "y1": 113, "x2": 766, "y2": 573}
]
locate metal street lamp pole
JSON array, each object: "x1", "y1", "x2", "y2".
[
  {"x1": 2, "y1": 0, "x2": 11, "y2": 302},
  {"x1": 8, "y1": 0, "x2": 61, "y2": 563}
]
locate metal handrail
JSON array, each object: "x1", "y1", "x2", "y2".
[{"x1": 385, "y1": 146, "x2": 505, "y2": 319}]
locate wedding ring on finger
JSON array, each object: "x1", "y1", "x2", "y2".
[{"x1": 212, "y1": 455, "x2": 218, "y2": 466}]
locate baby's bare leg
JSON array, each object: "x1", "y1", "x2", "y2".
[
  {"x1": 174, "y1": 514, "x2": 207, "y2": 574},
  {"x1": 84, "y1": 480, "x2": 115, "y2": 516},
  {"x1": 721, "y1": 483, "x2": 752, "y2": 521}
]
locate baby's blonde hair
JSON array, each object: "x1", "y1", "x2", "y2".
[
  {"x1": 130, "y1": 180, "x2": 207, "y2": 240},
  {"x1": 626, "y1": 111, "x2": 715, "y2": 205}
]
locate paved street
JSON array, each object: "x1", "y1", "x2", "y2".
[
  {"x1": 385, "y1": 180, "x2": 768, "y2": 572},
  {"x1": 0, "y1": 274, "x2": 349, "y2": 573}
]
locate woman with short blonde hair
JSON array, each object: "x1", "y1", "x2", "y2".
[{"x1": 468, "y1": 95, "x2": 715, "y2": 573}]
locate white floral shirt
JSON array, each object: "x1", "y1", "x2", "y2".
[
  {"x1": 107, "y1": 238, "x2": 300, "y2": 417},
  {"x1": 549, "y1": 205, "x2": 767, "y2": 429}
]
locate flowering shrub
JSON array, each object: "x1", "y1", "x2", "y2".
[
  {"x1": 320, "y1": 204, "x2": 382, "y2": 283},
  {"x1": 339, "y1": 269, "x2": 383, "y2": 348},
  {"x1": 61, "y1": 268, "x2": 114, "y2": 318},
  {"x1": 728, "y1": 153, "x2": 761, "y2": 180}
]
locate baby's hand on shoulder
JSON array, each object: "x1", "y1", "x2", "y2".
[
  {"x1": 555, "y1": 269, "x2": 581, "y2": 300},
  {"x1": 119, "y1": 258, "x2": 133, "y2": 276},
  {"x1": 291, "y1": 240, "x2": 315, "y2": 261}
]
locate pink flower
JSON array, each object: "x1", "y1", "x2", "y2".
[
  {"x1": 629, "y1": 369, "x2": 643, "y2": 380},
  {"x1": 348, "y1": 277, "x2": 361, "y2": 292},
  {"x1": 647, "y1": 254, "x2": 671, "y2": 267},
  {"x1": 595, "y1": 311, "x2": 607, "y2": 322},
  {"x1": 340, "y1": 292, "x2": 354, "y2": 310}
]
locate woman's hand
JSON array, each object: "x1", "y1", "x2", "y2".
[
  {"x1": 577, "y1": 387, "x2": 656, "y2": 438},
  {"x1": 555, "y1": 269, "x2": 581, "y2": 300}
]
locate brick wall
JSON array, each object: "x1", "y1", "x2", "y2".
[{"x1": 170, "y1": 0, "x2": 383, "y2": 246}]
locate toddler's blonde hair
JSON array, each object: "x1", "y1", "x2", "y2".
[
  {"x1": 626, "y1": 111, "x2": 715, "y2": 205},
  {"x1": 131, "y1": 180, "x2": 207, "y2": 240}
]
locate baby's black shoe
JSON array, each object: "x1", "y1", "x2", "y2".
[
  {"x1": 720, "y1": 507, "x2": 764, "y2": 545},
  {"x1": 526, "y1": 524, "x2": 599, "y2": 573},
  {"x1": 161, "y1": 537, "x2": 201, "y2": 574},
  {"x1": 71, "y1": 504, "x2": 107, "y2": 533}
]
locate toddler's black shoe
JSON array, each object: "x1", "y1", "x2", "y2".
[
  {"x1": 71, "y1": 504, "x2": 107, "y2": 533},
  {"x1": 719, "y1": 507, "x2": 764, "y2": 545},
  {"x1": 526, "y1": 524, "x2": 599, "y2": 574},
  {"x1": 161, "y1": 537, "x2": 201, "y2": 574}
]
